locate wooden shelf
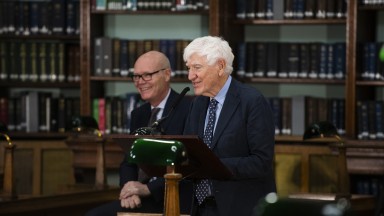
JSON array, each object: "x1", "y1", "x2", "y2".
[
  {"x1": 234, "y1": 19, "x2": 346, "y2": 25},
  {"x1": 91, "y1": 9, "x2": 209, "y2": 15},
  {"x1": 0, "y1": 81, "x2": 80, "y2": 88},
  {"x1": 241, "y1": 77, "x2": 345, "y2": 85},
  {"x1": 0, "y1": 35, "x2": 79, "y2": 41}
]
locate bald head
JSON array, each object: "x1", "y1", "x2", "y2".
[
  {"x1": 134, "y1": 51, "x2": 171, "y2": 70},
  {"x1": 133, "y1": 51, "x2": 172, "y2": 107}
]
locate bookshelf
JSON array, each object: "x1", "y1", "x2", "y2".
[
  {"x1": 229, "y1": 0, "x2": 384, "y2": 205},
  {"x1": 78, "y1": 0, "x2": 228, "y2": 131},
  {"x1": 0, "y1": 0, "x2": 81, "y2": 135}
]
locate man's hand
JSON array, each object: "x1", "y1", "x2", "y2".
[
  {"x1": 119, "y1": 181, "x2": 151, "y2": 200},
  {"x1": 120, "y1": 194, "x2": 142, "y2": 209}
]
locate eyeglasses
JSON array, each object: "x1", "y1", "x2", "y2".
[{"x1": 131, "y1": 68, "x2": 166, "y2": 82}]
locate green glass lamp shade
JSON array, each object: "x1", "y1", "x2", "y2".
[
  {"x1": 128, "y1": 138, "x2": 187, "y2": 166},
  {"x1": 380, "y1": 44, "x2": 384, "y2": 62},
  {"x1": 71, "y1": 115, "x2": 99, "y2": 131},
  {"x1": 303, "y1": 121, "x2": 339, "y2": 140}
]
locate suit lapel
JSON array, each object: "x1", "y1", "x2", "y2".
[{"x1": 211, "y1": 80, "x2": 240, "y2": 149}]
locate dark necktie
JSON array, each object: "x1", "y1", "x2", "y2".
[
  {"x1": 148, "y1": 107, "x2": 160, "y2": 126},
  {"x1": 195, "y1": 99, "x2": 218, "y2": 205},
  {"x1": 138, "y1": 107, "x2": 161, "y2": 182}
]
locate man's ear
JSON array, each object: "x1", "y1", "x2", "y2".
[
  {"x1": 217, "y1": 59, "x2": 226, "y2": 76},
  {"x1": 165, "y1": 68, "x2": 171, "y2": 81}
]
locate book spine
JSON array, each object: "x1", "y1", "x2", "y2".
[
  {"x1": 51, "y1": 0, "x2": 66, "y2": 34},
  {"x1": 112, "y1": 38, "x2": 121, "y2": 77}
]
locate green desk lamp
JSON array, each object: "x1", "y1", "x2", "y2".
[
  {"x1": 128, "y1": 138, "x2": 187, "y2": 216},
  {"x1": 303, "y1": 121, "x2": 350, "y2": 200}
]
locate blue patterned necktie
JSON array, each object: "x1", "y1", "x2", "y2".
[{"x1": 195, "y1": 99, "x2": 218, "y2": 205}]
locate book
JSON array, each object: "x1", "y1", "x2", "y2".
[
  {"x1": 356, "y1": 100, "x2": 369, "y2": 140},
  {"x1": 287, "y1": 43, "x2": 300, "y2": 78},
  {"x1": 266, "y1": 42, "x2": 279, "y2": 77},
  {"x1": 29, "y1": 42, "x2": 39, "y2": 82},
  {"x1": 25, "y1": 91, "x2": 39, "y2": 132},
  {"x1": 298, "y1": 43, "x2": 310, "y2": 78},
  {"x1": 29, "y1": 1, "x2": 39, "y2": 35},
  {"x1": 0, "y1": 97, "x2": 8, "y2": 126},
  {"x1": 316, "y1": 0, "x2": 326, "y2": 19},
  {"x1": 51, "y1": 0, "x2": 67, "y2": 35},
  {"x1": 326, "y1": 0, "x2": 335, "y2": 18},
  {"x1": 268, "y1": 97, "x2": 282, "y2": 135},
  {"x1": 39, "y1": 42, "x2": 49, "y2": 82},
  {"x1": 308, "y1": 42, "x2": 320, "y2": 79},
  {"x1": 39, "y1": 0, "x2": 52, "y2": 34},
  {"x1": 66, "y1": 0, "x2": 77, "y2": 35},
  {"x1": 245, "y1": 42, "x2": 255, "y2": 78},
  {"x1": 128, "y1": 40, "x2": 137, "y2": 75},
  {"x1": 304, "y1": 0, "x2": 315, "y2": 18},
  {"x1": 0, "y1": 41, "x2": 7, "y2": 80},
  {"x1": 375, "y1": 101, "x2": 384, "y2": 140},
  {"x1": 119, "y1": 39, "x2": 129, "y2": 77},
  {"x1": 112, "y1": 38, "x2": 121, "y2": 77},
  {"x1": 19, "y1": 42, "x2": 28, "y2": 81},
  {"x1": 255, "y1": 0, "x2": 266, "y2": 19},
  {"x1": 245, "y1": 0, "x2": 256, "y2": 19},
  {"x1": 9, "y1": 42, "x2": 18, "y2": 81},
  {"x1": 57, "y1": 43, "x2": 65, "y2": 82},
  {"x1": 48, "y1": 43, "x2": 58, "y2": 82},
  {"x1": 291, "y1": 95, "x2": 306, "y2": 136},
  {"x1": 94, "y1": 37, "x2": 113, "y2": 76},
  {"x1": 254, "y1": 42, "x2": 267, "y2": 77},
  {"x1": 38, "y1": 92, "x2": 52, "y2": 132},
  {"x1": 278, "y1": 43, "x2": 289, "y2": 78},
  {"x1": 281, "y1": 97, "x2": 292, "y2": 135},
  {"x1": 236, "y1": 42, "x2": 246, "y2": 78},
  {"x1": 318, "y1": 43, "x2": 328, "y2": 79},
  {"x1": 272, "y1": 0, "x2": 284, "y2": 20},
  {"x1": 333, "y1": 42, "x2": 346, "y2": 79},
  {"x1": 236, "y1": 0, "x2": 246, "y2": 19}
]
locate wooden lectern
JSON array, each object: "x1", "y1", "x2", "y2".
[{"x1": 112, "y1": 134, "x2": 233, "y2": 216}]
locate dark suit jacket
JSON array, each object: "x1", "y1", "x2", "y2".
[
  {"x1": 184, "y1": 78, "x2": 276, "y2": 216},
  {"x1": 120, "y1": 88, "x2": 193, "y2": 213}
]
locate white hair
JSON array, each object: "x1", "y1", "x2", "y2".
[{"x1": 183, "y1": 36, "x2": 234, "y2": 74}]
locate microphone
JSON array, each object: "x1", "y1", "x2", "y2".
[
  {"x1": 151, "y1": 87, "x2": 190, "y2": 129},
  {"x1": 131, "y1": 87, "x2": 190, "y2": 135}
]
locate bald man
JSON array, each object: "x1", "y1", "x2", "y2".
[{"x1": 85, "y1": 51, "x2": 193, "y2": 216}]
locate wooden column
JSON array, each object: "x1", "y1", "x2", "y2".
[
  {"x1": 163, "y1": 170, "x2": 182, "y2": 216},
  {"x1": 2, "y1": 134, "x2": 16, "y2": 199},
  {"x1": 95, "y1": 139, "x2": 106, "y2": 189}
]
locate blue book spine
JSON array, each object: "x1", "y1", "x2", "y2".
[{"x1": 236, "y1": 42, "x2": 246, "y2": 78}]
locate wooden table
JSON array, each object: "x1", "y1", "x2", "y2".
[{"x1": 0, "y1": 187, "x2": 120, "y2": 216}]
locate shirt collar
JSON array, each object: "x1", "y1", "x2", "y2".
[
  {"x1": 151, "y1": 88, "x2": 171, "y2": 110},
  {"x1": 212, "y1": 76, "x2": 231, "y2": 105}
]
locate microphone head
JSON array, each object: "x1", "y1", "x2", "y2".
[{"x1": 131, "y1": 127, "x2": 153, "y2": 135}]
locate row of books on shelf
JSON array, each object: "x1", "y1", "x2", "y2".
[
  {"x1": 237, "y1": 42, "x2": 346, "y2": 80},
  {"x1": 93, "y1": 0, "x2": 209, "y2": 11},
  {"x1": 0, "y1": 93, "x2": 80, "y2": 133},
  {"x1": 0, "y1": 0, "x2": 80, "y2": 36},
  {"x1": 352, "y1": 175, "x2": 383, "y2": 197},
  {"x1": 357, "y1": 100, "x2": 384, "y2": 140},
  {"x1": 0, "y1": 41, "x2": 80, "y2": 83},
  {"x1": 92, "y1": 93, "x2": 144, "y2": 135},
  {"x1": 236, "y1": 0, "x2": 347, "y2": 20},
  {"x1": 359, "y1": 0, "x2": 384, "y2": 5},
  {"x1": 94, "y1": 38, "x2": 190, "y2": 78},
  {"x1": 269, "y1": 96, "x2": 345, "y2": 136},
  {"x1": 360, "y1": 42, "x2": 384, "y2": 81}
]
